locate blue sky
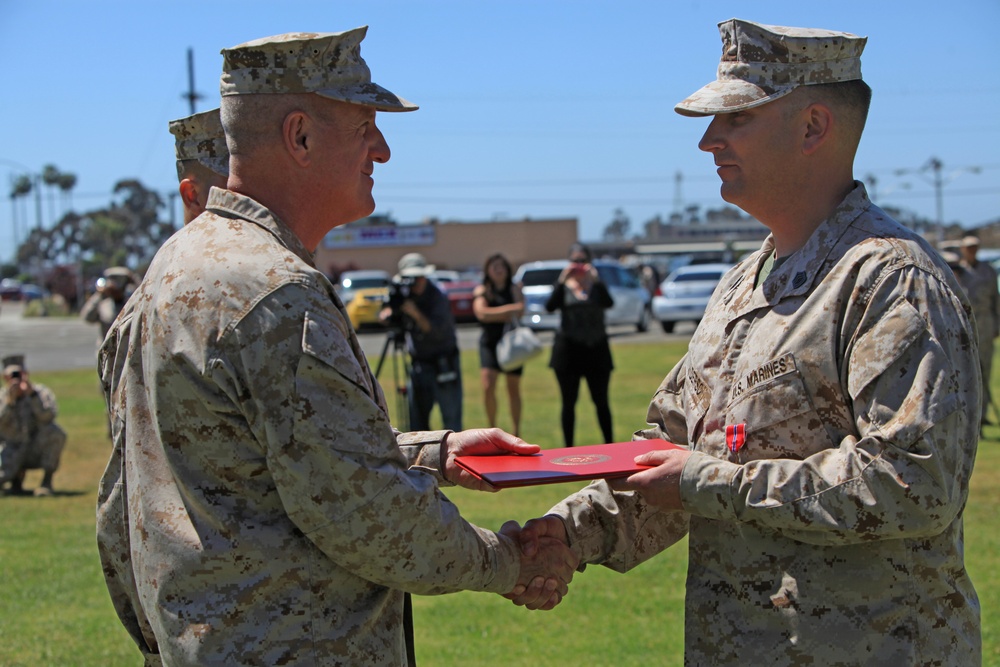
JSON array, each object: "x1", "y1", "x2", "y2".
[{"x1": 1, "y1": 0, "x2": 998, "y2": 263}]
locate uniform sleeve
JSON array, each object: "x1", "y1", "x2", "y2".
[
  {"x1": 233, "y1": 287, "x2": 519, "y2": 596},
  {"x1": 396, "y1": 429, "x2": 451, "y2": 486},
  {"x1": 681, "y1": 266, "x2": 980, "y2": 546},
  {"x1": 0, "y1": 386, "x2": 16, "y2": 436},
  {"x1": 988, "y1": 264, "x2": 1000, "y2": 337},
  {"x1": 550, "y1": 356, "x2": 692, "y2": 570},
  {"x1": 95, "y1": 310, "x2": 161, "y2": 662},
  {"x1": 80, "y1": 293, "x2": 103, "y2": 323},
  {"x1": 28, "y1": 385, "x2": 59, "y2": 424}
]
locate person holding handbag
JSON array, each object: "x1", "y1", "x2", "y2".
[
  {"x1": 545, "y1": 243, "x2": 614, "y2": 447},
  {"x1": 473, "y1": 253, "x2": 526, "y2": 437}
]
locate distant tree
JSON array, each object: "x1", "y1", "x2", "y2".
[
  {"x1": 10, "y1": 174, "x2": 32, "y2": 198},
  {"x1": 41, "y1": 164, "x2": 62, "y2": 226},
  {"x1": 642, "y1": 214, "x2": 666, "y2": 241},
  {"x1": 57, "y1": 172, "x2": 77, "y2": 213},
  {"x1": 603, "y1": 208, "x2": 631, "y2": 242},
  {"x1": 13, "y1": 178, "x2": 173, "y2": 286}
]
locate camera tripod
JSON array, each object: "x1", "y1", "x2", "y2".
[{"x1": 373, "y1": 326, "x2": 412, "y2": 432}]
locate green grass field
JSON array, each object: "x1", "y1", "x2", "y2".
[{"x1": 0, "y1": 338, "x2": 997, "y2": 666}]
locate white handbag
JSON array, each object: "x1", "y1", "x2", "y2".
[{"x1": 496, "y1": 320, "x2": 543, "y2": 371}]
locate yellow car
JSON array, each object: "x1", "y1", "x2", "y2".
[{"x1": 346, "y1": 286, "x2": 389, "y2": 330}]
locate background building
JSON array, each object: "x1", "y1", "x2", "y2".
[{"x1": 316, "y1": 215, "x2": 578, "y2": 278}]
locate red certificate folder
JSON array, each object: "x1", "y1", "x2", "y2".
[{"x1": 454, "y1": 439, "x2": 685, "y2": 489}]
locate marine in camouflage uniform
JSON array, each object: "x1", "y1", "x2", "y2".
[
  {"x1": 518, "y1": 19, "x2": 982, "y2": 665},
  {"x1": 0, "y1": 355, "x2": 66, "y2": 496},
  {"x1": 95, "y1": 27, "x2": 574, "y2": 667},
  {"x1": 957, "y1": 235, "x2": 999, "y2": 424},
  {"x1": 168, "y1": 107, "x2": 229, "y2": 225}
]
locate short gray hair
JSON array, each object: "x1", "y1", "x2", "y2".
[{"x1": 220, "y1": 93, "x2": 323, "y2": 157}]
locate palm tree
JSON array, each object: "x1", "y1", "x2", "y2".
[
  {"x1": 9, "y1": 174, "x2": 33, "y2": 249},
  {"x1": 41, "y1": 164, "x2": 62, "y2": 227},
  {"x1": 57, "y1": 172, "x2": 77, "y2": 214}
]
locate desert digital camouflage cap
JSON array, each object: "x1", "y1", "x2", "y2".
[
  {"x1": 3, "y1": 354, "x2": 25, "y2": 376},
  {"x1": 675, "y1": 18, "x2": 867, "y2": 117},
  {"x1": 168, "y1": 108, "x2": 230, "y2": 178},
  {"x1": 219, "y1": 27, "x2": 417, "y2": 112}
]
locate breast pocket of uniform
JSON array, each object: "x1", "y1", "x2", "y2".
[
  {"x1": 298, "y1": 310, "x2": 390, "y2": 448},
  {"x1": 725, "y1": 354, "x2": 828, "y2": 461}
]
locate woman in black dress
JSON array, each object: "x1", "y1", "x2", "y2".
[
  {"x1": 473, "y1": 253, "x2": 525, "y2": 436},
  {"x1": 546, "y1": 243, "x2": 614, "y2": 447}
]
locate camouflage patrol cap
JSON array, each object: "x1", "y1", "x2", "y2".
[
  {"x1": 168, "y1": 108, "x2": 229, "y2": 178},
  {"x1": 675, "y1": 18, "x2": 867, "y2": 117},
  {"x1": 3, "y1": 354, "x2": 25, "y2": 376},
  {"x1": 219, "y1": 27, "x2": 417, "y2": 112}
]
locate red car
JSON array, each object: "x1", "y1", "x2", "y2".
[{"x1": 438, "y1": 279, "x2": 480, "y2": 323}]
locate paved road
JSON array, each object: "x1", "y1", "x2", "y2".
[
  {"x1": 0, "y1": 300, "x2": 695, "y2": 373},
  {"x1": 0, "y1": 301, "x2": 103, "y2": 372}
]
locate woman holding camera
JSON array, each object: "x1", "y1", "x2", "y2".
[
  {"x1": 473, "y1": 253, "x2": 525, "y2": 437},
  {"x1": 545, "y1": 243, "x2": 614, "y2": 447}
]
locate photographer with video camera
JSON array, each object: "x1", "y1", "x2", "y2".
[
  {"x1": 381, "y1": 252, "x2": 463, "y2": 432},
  {"x1": 80, "y1": 266, "x2": 138, "y2": 344}
]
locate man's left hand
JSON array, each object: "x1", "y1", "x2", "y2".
[
  {"x1": 608, "y1": 448, "x2": 692, "y2": 510},
  {"x1": 442, "y1": 429, "x2": 540, "y2": 491}
]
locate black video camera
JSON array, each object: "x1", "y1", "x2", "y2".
[{"x1": 385, "y1": 276, "x2": 416, "y2": 328}]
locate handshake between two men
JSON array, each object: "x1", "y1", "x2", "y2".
[{"x1": 441, "y1": 429, "x2": 693, "y2": 610}]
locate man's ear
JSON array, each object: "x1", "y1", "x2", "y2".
[
  {"x1": 178, "y1": 178, "x2": 199, "y2": 208},
  {"x1": 283, "y1": 110, "x2": 312, "y2": 167},
  {"x1": 802, "y1": 102, "x2": 833, "y2": 155}
]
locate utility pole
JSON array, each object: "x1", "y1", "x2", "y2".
[
  {"x1": 182, "y1": 48, "x2": 203, "y2": 115},
  {"x1": 896, "y1": 158, "x2": 981, "y2": 247},
  {"x1": 673, "y1": 171, "x2": 683, "y2": 215},
  {"x1": 928, "y1": 158, "x2": 944, "y2": 245}
]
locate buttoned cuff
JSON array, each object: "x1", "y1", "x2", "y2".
[
  {"x1": 679, "y1": 450, "x2": 742, "y2": 522},
  {"x1": 396, "y1": 429, "x2": 453, "y2": 485}
]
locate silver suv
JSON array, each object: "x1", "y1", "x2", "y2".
[{"x1": 514, "y1": 259, "x2": 651, "y2": 332}]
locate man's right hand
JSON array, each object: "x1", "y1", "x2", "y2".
[{"x1": 499, "y1": 517, "x2": 576, "y2": 610}]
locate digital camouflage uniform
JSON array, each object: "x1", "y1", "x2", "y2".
[
  {"x1": 551, "y1": 185, "x2": 981, "y2": 664},
  {"x1": 96, "y1": 188, "x2": 521, "y2": 666},
  {"x1": 79, "y1": 290, "x2": 127, "y2": 342},
  {"x1": 0, "y1": 381, "x2": 66, "y2": 485}
]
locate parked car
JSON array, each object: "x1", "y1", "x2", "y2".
[
  {"x1": 429, "y1": 269, "x2": 461, "y2": 284},
  {"x1": 18, "y1": 284, "x2": 48, "y2": 301},
  {"x1": 1, "y1": 279, "x2": 23, "y2": 301},
  {"x1": 0, "y1": 279, "x2": 48, "y2": 302},
  {"x1": 437, "y1": 279, "x2": 479, "y2": 323},
  {"x1": 335, "y1": 270, "x2": 390, "y2": 306},
  {"x1": 651, "y1": 263, "x2": 732, "y2": 333},
  {"x1": 345, "y1": 286, "x2": 390, "y2": 330},
  {"x1": 514, "y1": 259, "x2": 651, "y2": 332}
]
